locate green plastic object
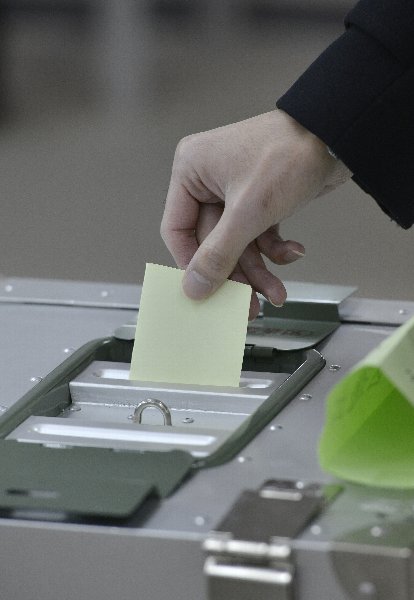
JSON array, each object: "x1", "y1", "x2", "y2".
[{"x1": 319, "y1": 315, "x2": 414, "y2": 488}]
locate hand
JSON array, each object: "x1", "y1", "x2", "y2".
[{"x1": 161, "y1": 109, "x2": 351, "y2": 319}]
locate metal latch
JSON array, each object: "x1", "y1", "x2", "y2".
[{"x1": 203, "y1": 479, "x2": 341, "y2": 600}]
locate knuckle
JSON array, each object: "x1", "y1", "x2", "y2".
[{"x1": 174, "y1": 134, "x2": 199, "y2": 164}]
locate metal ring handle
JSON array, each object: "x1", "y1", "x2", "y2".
[{"x1": 133, "y1": 398, "x2": 172, "y2": 426}]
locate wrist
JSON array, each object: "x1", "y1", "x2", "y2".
[{"x1": 277, "y1": 108, "x2": 352, "y2": 191}]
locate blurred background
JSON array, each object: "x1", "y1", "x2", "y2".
[{"x1": 1, "y1": 0, "x2": 412, "y2": 300}]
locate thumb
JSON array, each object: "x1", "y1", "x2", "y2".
[{"x1": 182, "y1": 210, "x2": 250, "y2": 300}]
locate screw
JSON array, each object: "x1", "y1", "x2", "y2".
[
  {"x1": 310, "y1": 525, "x2": 322, "y2": 535},
  {"x1": 68, "y1": 405, "x2": 81, "y2": 412},
  {"x1": 63, "y1": 347, "x2": 75, "y2": 354},
  {"x1": 370, "y1": 526, "x2": 384, "y2": 538},
  {"x1": 101, "y1": 290, "x2": 109, "y2": 298},
  {"x1": 194, "y1": 515, "x2": 208, "y2": 526},
  {"x1": 0, "y1": 406, "x2": 8, "y2": 412},
  {"x1": 299, "y1": 393, "x2": 312, "y2": 401},
  {"x1": 328, "y1": 364, "x2": 341, "y2": 372},
  {"x1": 237, "y1": 456, "x2": 252, "y2": 463},
  {"x1": 30, "y1": 376, "x2": 43, "y2": 384},
  {"x1": 182, "y1": 417, "x2": 194, "y2": 424},
  {"x1": 270, "y1": 424, "x2": 284, "y2": 431},
  {"x1": 4, "y1": 285, "x2": 13, "y2": 292}
]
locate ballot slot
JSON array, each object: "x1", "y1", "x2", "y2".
[
  {"x1": 2, "y1": 335, "x2": 325, "y2": 467},
  {"x1": 0, "y1": 337, "x2": 324, "y2": 521},
  {"x1": 7, "y1": 361, "x2": 291, "y2": 458}
]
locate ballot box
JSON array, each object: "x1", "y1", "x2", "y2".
[{"x1": 0, "y1": 277, "x2": 412, "y2": 600}]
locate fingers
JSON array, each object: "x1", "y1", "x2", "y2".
[
  {"x1": 238, "y1": 241, "x2": 287, "y2": 307},
  {"x1": 182, "y1": 207, "x2": 302, "y2": 307},
  {"x1": 196, "y1": 204, "x2": 260, "y2": 319},
  {"x1": 162, "y1": 115, "x2": 308, "y2": 303},
  {"x1": 257, "y1": 225, "x2": 305, "y2": 265},
  {"x1": 230, "y1": 271, "x2": 261, "y2": 321},
  {"x1": 196, "y1": 203, "x2": 223, "y2": 244},
  {"x1": 182, "y1": 207, "x2": 252, "y2": 300}
]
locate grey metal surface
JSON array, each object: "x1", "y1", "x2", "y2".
[
  {"x1": 0, "y1": 522, "x2": 206, "y2": 600},
  {"x1": 247, "y1": 301, "x2": 341, "y2": 350},
  {"x1": 114, "y1": 282, "x2": 356, "y2": 346},
  {"x1": 0, "y1": 278, "x2": 412, "y2": 599},
  {"x1": 340, "y1": 296, "x2": 414, "y2": 325},
  {"x1": 204, "y1": 480, "x2": 340, "y2": 600},
  {"x1": 8, "y1": 361, "x2": 290, "y2": 456},
  {"x1": 205, "y1": 557, "x2": 293, "y2": 600},
  {"x1": 8, "y1": 416, "x2": 232, "y2": 457},
  {"x1": 283, "y1": 281, "x2": 356, "y2": 305},
  {"x1": 70, "y1": 361, "x2": 289, "y2": 410},
  {"x1": 0, "y1": 303, "x2": 134, "y2": 411},
  {"x1": 0, "y1": 276, "x2": 141, "y2": 309}
]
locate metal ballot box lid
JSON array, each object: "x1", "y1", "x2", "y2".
[{"x1": 0, "y1": 277, "x2": 412, "y2": 600}]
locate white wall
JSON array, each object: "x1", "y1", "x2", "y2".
[{"x1": 1, "y1": 1, "x2": 412, "y2": 300}]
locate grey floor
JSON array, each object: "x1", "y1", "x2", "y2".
[{"x1": 1, "y1": 1, "x2": 413, "y2": 300}]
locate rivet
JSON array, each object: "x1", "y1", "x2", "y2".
[
  {"x1": 328, "y1": 364, "x2": 341, "y2": 372},
  {"x1": 30, "y1": 376, "x2": 43, "y2": 383},
  {"x1": 237, "y1": 456, "x2": 252, "y2": 463},
  {"x1": 310, "y1": 525, "x2": 322, "y2": 535},
  {"x1": 270, "y1": 424, "x2": 283, "y2": 430},
  {"x1": 182, "y1": 417, "x2": 194, "y2": 424},
  {"x1": 101, "y1": 290, "x2": 109, "y2": 298},
  {"x1": 68, "y1": 405, "x2": 81, "y2": 412},
  {"x1": 370, "y1": 526, "x2": 384, "y2": 538},
  {"x1": 4, "y1": 285, "x2": 13, "y2": 292},
  {"x1": 0, "y1": 406, "x2": 8, "y2": 412},
  {"x1": 63, "y1": 347, "x2": 75, "y2": 354},
  {"x1": 299, "y1": 393, "x2": 312, "y2": 401},
  {"x1": 194, "y1": 515, "x2": 208, "y2": 526},
  {"x1": 398, "y1": 309, "x2": 407, "y2": 315}
]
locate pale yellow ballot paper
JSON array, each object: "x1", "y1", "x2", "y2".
[{"x1": 129, "y1": 263, "x2": 251, "y2": 387}]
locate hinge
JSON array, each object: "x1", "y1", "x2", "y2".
[
  {"x1": 243, "y1": 344, "x2": 275, "y2": 360},
  {"x1": 203, "y1": 479, "x2": 341, "y2": 600}
]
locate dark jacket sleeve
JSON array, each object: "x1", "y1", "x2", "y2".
[{"x1": 276, "y1": 0, "x2": 414, "y2": 229}]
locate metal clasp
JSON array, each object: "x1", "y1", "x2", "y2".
[
  {"x1": 203, "y1": 479, "x2": 341, "y2": 600},
  {"x1": 133, "y1": 398, "x2": 172, "y2": 426}
]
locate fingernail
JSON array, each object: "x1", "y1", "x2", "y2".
[
  {"x1": 283, "y1": 249, "x2": 305, "y2": 263},
  {"x1": 183, "y1": 270, "x2": 212, "y2": 299},
  {"x1": 269, "y1": 299, "x2": 284, "y2": 308}
]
